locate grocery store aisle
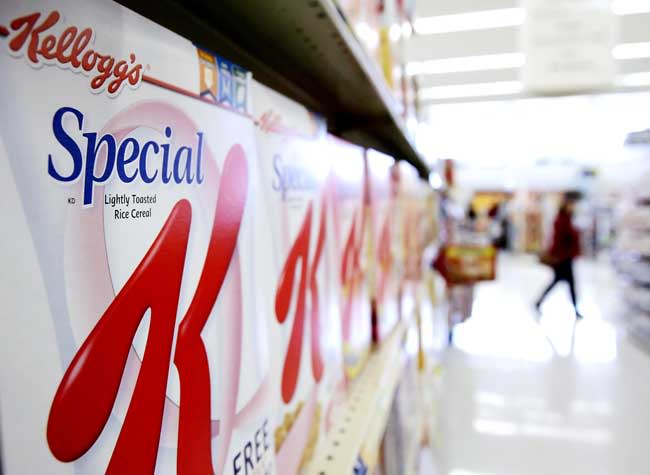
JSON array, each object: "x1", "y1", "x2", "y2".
[{"x1": 430, "y1": 254, "x2": 650, "y2": 475}]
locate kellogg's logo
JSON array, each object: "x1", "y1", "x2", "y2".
[{"x1": 0, "y1": 11, "x2": 143, "y2": 97}]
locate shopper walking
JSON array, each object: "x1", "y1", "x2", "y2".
[{"x1": 535, "y1": 195, "x2": 583, "y2": 319}]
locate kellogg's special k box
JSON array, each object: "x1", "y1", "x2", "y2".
[
  {"x1": 364, "y1": 149, "x2": 401, "y2": 343},
  {"x1": 328, "y1": 136, "x2": 372, "y2": 379},
  {"x1": 252, "y1": 81, "x2": 345, "y2": 475},
  {"x1": 0, "y1": 1, "x2": 275, "y2": 475}
]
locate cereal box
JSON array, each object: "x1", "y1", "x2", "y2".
[{"x1": 0, "y1": 1, "x2": 274, "y2": 474}]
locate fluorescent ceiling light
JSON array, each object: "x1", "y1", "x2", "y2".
[
  {"x1": 619, "y1": 72, "x2": 650, "y2": 87},
  {"x1": 414, "y1": 1, "x2": 649, "y2": 36},
  {"x1": 420, "y1": 81, "x2": 523, "y2": 101},
  {"x1": 419, "y1": 73, "x2": 650, "y2": 101},
  {"x1": 612, "y1": 0, "x2": 650, "y2": 15},
  {"x1": 407, "y1": 42, "x2": 649, "y2": 78},
  {"x1": 407, "y1": 52, "x2": 524, "y2": 76},
  {"x1": 473, "y1": 419, "x2": 519, "y2": 436},
  {"x1": 414, "y1": 8, "x2": 524, "y2": 35},
  {"x1": 613, "y1": 42, "x2": 650, "y2": 59}
]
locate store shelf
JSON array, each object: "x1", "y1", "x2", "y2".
[
  {"x1": 305, "y1": 322, "x2": 407, "y2": 475},
  {"x1": 118, "y1": 0, "x2": 430, "y2": 178},
  {"x1": 627, "y1": 312, "x2": 650, "y2": 357}
]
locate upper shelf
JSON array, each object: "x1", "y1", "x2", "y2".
[{"x1": 118, "y1": 0, "x2": 430, "y2": 179}]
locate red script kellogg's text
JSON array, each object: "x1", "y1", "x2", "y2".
[{"x1": 2, "y1": 11, "x2": 142, "y2": 96}]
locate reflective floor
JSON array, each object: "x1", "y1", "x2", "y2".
[{"x1": 426, "y1": 254, "x2": 650, "y2": 475}]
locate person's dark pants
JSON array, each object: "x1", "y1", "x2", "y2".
[{"x1": 536, "y1": 259, "x2": 580, "y2": 316}]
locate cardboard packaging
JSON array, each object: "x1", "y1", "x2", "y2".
[
  {"x1": 0, "y1": 2, "x2": 274, "y2": 474},
  {"x1": 396, "y1": 162, "x2": 435, "y2": 321},
  {"x1": 364, "y1": 149, "x2": 401, "y2": 343},
  {"x1": 329, "y1": 137, "x2": 372, "y2": 379},
  {"x1": 252, "y1": 81, "x2": 345, "y2": 474}
]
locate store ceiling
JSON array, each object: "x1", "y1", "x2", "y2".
[
  {"x1": 407, "y1": 0, "x2": 650, "y2": 104},
  {"x1": 416, "y1": 87, "x2": 650, "y2": 190}
]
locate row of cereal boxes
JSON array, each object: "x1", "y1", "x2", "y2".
[{"x1": 0, "y1": 1, "x2": 436, "y2": 474}]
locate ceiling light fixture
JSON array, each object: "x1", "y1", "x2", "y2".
[
  {"x1": 406, "y1": 52, "x2": 524, "y2": 76},
  {"x1": 417, "y1": 74, "x2": 650, "y2": 101},
  {"x1": 619, "y1": 72, "x2": 650, "y2": 87},
  {"x1": 407, "y1": 42, "x2": 650, "y2": 78},
  {"x1": 414, "y1": 8, "x2": 524, "y2": 35},
  {"x1": 612, "y1": 0, "x2": 650, "y2": 15},
  {"x1": 414, "y1": 1, "x2": 649, "y2": 36},
  {"x1": 419, "y1": 81, "x2": 523, "y2": 101},
  {"x1": 613, "y1": 42, "x2": 650, "y2": 59}
]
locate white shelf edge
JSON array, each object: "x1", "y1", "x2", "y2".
[{"x1": 305, "y1": 321, "x2": 407, "y2": 475}]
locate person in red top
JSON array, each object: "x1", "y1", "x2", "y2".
[{"x1": 535, "y1": 195, "x2": 583, "y2": 319}]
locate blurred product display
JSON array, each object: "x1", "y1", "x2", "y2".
[
  {"x1": 3, "y1": 1, "x2": 650, "y2": 475},
  {"x1": 613, "y1": 142, "x2": 650, "y2": 349},
  {"x1": 0, "y1": 1, "x2": 442, "y2": 475}
]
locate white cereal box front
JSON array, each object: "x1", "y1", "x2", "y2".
[
  {"x1": 252, "y1": 81, "x2": 345, "y2": 474},
  {"x1": 365, "y1": 149, "x2": 401, "y2": 343},
  {"x1": 397, "y1": 161, "x2": 430, "y2": 320},
  {"x1": 0, "y1": 2, "x2": 275, "y2": 475},
  {"x1": 328, "y1": 136, "x2": 372, "y2": 379}
]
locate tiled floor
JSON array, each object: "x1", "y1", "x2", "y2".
[{"x1": 425, "y1": 253, "x2": 650, "y2": 475}]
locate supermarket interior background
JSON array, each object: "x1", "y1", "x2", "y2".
[{"x1": 1, "y1": 0, "x2": 650, "y2": 475}]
